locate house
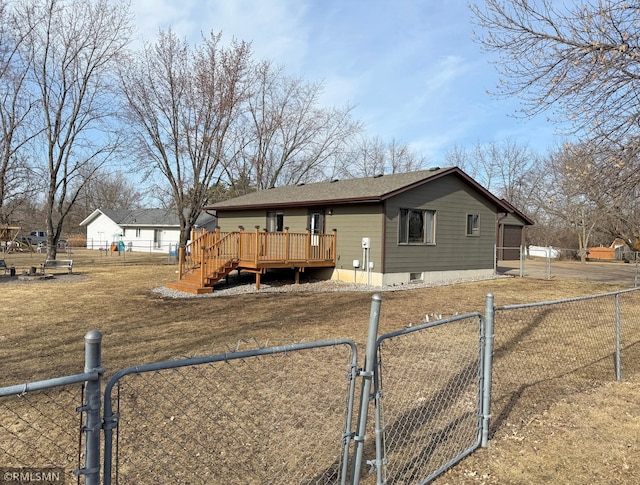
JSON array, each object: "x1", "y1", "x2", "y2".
[
  {"x1": 79, "y1": 208, "x2": 217, "y2": 252},
  {"x1": 191, "y1": 166, "x2": 532, "y2": 290}
]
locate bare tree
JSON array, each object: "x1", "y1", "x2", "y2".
[
  {"x1": 386, "y1": 138, "x2": 427, "y2": 174},
  {"x1": 470, "y1": 1, "x2": 640, "y2": 250},
  {"x1": 236, "y1": 61, "x2": 361, "y2": 189},
  {"x1": 444, "y1": 139, "x2": 538, "y2": 209},
  {"x1": 120, "y1": 30, "x2": 252, "y2": 246},
  {"x1": 14, "y1": 0, "x2": 132, "y2": 258},
  {"x1": 585, "y1": 148, "x2": 640, "y2": 250},
  {"x1": 535, "y1": 143, "x2": 612, "y2": 260},
  {"x1": 70, "y1": 166, "x2": 142, "y2": 227},
  {"x1": 470, "y1": 1, "x2": 640, "y2": 154},
  {"x1": 0, "y1": 1, "x2": 40, "y2": 226},
  {"x1": 444, "y1": 142, "x2": 475, "y2": 173},
  {"x1": 335, "y1": 135, "x2": 425, "y2": 179},
  {"x1": 336, "y1": 135, "x2": 385, "y2": 178}
]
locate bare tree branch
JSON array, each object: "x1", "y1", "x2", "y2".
[
  {"x1": 120, "y1": 29, "x2": 252, "y2": 245},
  {"x1": 14, "y1": 0, "x2": 132, "y2": 257},
  {"x1": 237, "y1": 61, "x2": 361, "y2": 189},
  {"x1": 470, "y1": 0, "x2": 640, "y2": 146}
]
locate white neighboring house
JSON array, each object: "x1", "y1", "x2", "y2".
[
  {"x1": 527, "y1": 245, "x2": 561, "y2": 259},
  {"x1": 79, "y1": 208, "x2": 217, "y2": 252}
]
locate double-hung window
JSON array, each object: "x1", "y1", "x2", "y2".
[
  {"x1": 399, "y1": 209, "x2": 435, "y2": 244},
  {"x1": 466, "y1": 214, "x2": 480, "y2": 236}
]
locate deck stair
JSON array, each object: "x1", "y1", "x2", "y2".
[{"x1": 167, "y1": 258, "x2": 239, "y2": 294}]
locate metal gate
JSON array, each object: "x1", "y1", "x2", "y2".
[
  {"x1": 102, "y1": 340, "x2": 359, "y2": 485},
  {"x1": 373, "y1": 312, "x2": 487, "y2": 484}
]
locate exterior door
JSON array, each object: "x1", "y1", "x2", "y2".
[
  {"x1": 308, "y1": 210, "x2": 325, "y2": 259},
  {"x1": 154, "y1": 229, "x2": 162, "y2": 249},
  {"x1": 308, "y1": 210, "x2": 324, "y2": 247}
]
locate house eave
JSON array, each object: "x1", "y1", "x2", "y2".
[
  {"x1": 119, "y1": 223, "x2": 180, "y2": 229},
  {"x1": 79, "y1": 209, "x2": 105, "y2": 226},
  {"x1": 214, "y1": 197, "x2": 383, "y2": 211}
]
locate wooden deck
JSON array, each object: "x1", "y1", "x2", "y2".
[{"x1": 167, "y1": 227, "x2": 337, "y2": 294}]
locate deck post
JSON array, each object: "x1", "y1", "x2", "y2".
[
  {"x1": 200, "y1": 244, "x2": 206, "y2": 288},
  {"x1": 238, "y1": 226, "x2": 244, "y2": 261},
  {"x1": 263, "y1": 228, "x2": 269, "y2": 260},
  {"x1": 255, "y1": 272, "x2": 261, "y2": 290},
  {"x1": 254, "y1": 226, "x2": 260, "y2": 265},
  {"x1": 285, "y1": 227, "x2": 290, "y2": 262},
  {"x1": 305, "y1": 230, "x2": 310, "y2": 261},
  {"x1": 332, "y1": 228, "x2": 337, "y2": 262},
  {"x1": 177, "y1": 246, "x2": 184, "y2": 280},
  {"x1": 214, "y1": 226, "x2": 221, "y2": 257}
]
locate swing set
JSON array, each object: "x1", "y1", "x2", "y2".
[{"x1": 0, "y1": 225, "x2": 35, "y2": 252}]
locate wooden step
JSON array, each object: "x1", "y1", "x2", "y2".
[
  {"x1": 184, "y1": 272, "x2": 218, "y2": 286},
  {"x1": 166, "y1": 280, "x2": 213, "y2": 295},
  {"x1": 170, "y1": 259, "x2": 239, "y2": 294}
]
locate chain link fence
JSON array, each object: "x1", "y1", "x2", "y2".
[
  {"x1": 490, "y1": 288, "x2": 640, "y2": 440},
  {"x1": 0, "y1": 331, "x2": 103, "y2": 484},
  {"x1": 0, "y1": 386, "x2": 83, "y2": 480},
  {"x1": 497, "y1": 246, "x2": 640, "y2": 286},
  {"x1": 1, "y1": 248, "x2": 177, "y2": 274},
  {"x1": 3, "y1": 290, "x2": 640, "y2": 484},
  {"x1": 374, "y1": 314, "x2": 484, "y2": 484},
  {"x1": 103, "y1": 340, "x2": 358, "y2": 485}
]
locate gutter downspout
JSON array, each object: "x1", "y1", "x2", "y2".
[{"x1": 496, "y1": 212, "x2": 508, "y2": 264}]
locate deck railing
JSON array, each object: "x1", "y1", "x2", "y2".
[{"x1": 178, "y1": 227, "x2": 337, "y2": 283}]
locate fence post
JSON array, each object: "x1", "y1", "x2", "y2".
[
  {"x1": 493, "y1": 245, "x2": 497, "y2": 275},
  {"x1": 481, "y1": 293, "x2": 495, "y2": 447},
  {"x1": 80, "y1": 330, "x2": 103, "y2": 485},
  {"x1": 615, "y1": 294, "x2": 621, "y2": 382},
  {"x1": 351, "y1": 293, "x2": 382, "y2": 484},
  {"x1": 519, "y1": 245, "x2": 524, "y2": 277}
]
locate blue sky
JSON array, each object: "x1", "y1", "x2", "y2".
[{"x1": 131, "y1": 0, "x2": 561, "y2": 164}]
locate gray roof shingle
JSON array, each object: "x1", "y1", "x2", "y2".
[
  {"x1": 85, "y1": 208, "x2": 215, "y2": 227},
  {"x1": 209, "y1": 167, "x2": 459, "y2": 209},
  {"x1": 208, "y1": 167, "x2": 513, "y2": 211}
]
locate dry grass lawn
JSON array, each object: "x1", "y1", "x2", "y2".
[{"x1": 1, "y1": 249, "x2": 639, "y2": 483}]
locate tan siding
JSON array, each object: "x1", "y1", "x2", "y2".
[
  {"x1": 216, "y1": 208, "x2": 314, "y2": 233},
  {"x1": 215, "y1": 211, "x2": 265, "y2": 232},
  {"x1": 279, "y1": 208, "x2": 309, "y2": 232},
  {"x1": 328, "y1": 205, "x2": 384, "y2": 277},
  {"x1": 384, "y1": 174, "x2": 496, "y2": 273}
]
